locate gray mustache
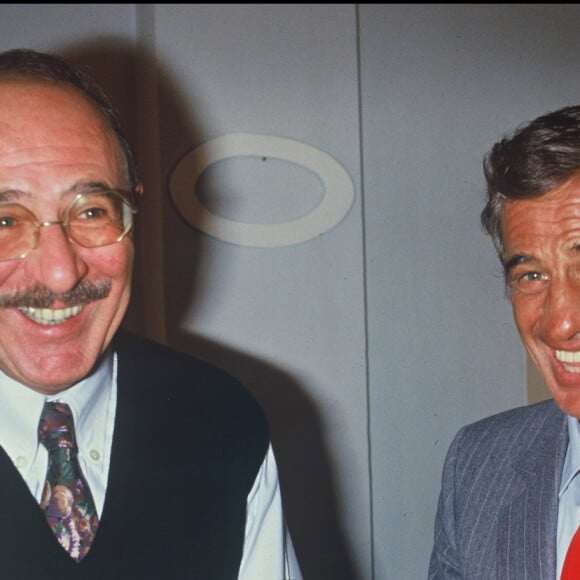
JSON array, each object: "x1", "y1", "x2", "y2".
[{"x1": 0, "y1": 280, "x2": 112, "y2": 308}]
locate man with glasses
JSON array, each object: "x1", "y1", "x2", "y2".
[
  {"x1": 430, "y1": 105, "x2": 580, "y2": 579},
  {"x1": 0, "y1": 48, "x2": 301, "y2": 579}
]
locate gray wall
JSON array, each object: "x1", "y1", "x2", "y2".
[{"x1": 0, "y1": 4, "x2": 575, "y2": 579}]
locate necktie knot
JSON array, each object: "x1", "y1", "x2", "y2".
[{"x1": 38, "y1": 402, "x2": 76, "y2": 455}]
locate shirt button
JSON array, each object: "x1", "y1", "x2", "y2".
[
  {"x1": 89, "y1": 449, "x2": 101, "y2": 462},
  {"x1": 14, "y1": 456, "x2": 27, "y2": 469}
]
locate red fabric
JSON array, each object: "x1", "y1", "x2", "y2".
[{"x1": 562, "y1": 526, "x2": 580, "y2": 580}]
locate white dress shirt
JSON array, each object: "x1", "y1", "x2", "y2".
[
  {"x1": 557, "y1": 416, "x2": 580, "y2": 578},
  {"x1": 0, "y1": 348, "x2": 302, "y2": 580}
]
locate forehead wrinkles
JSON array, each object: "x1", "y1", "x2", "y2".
[
  {"x1": 0, "y1": 143, "x2": 126, "y2": 195},
  {"x1": 503, "y1": 194, "x2": 580, "y2": 258},
  {"x1": 0, "y1": 143, "x2": 113, "y2": 169},
  {"x1": 0, "y1": 148, "x2": 128, "y2": 200}
]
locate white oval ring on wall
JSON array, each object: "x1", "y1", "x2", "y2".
[{"x1": 169, "y1": 133, "x2": 355, "y2": 248}]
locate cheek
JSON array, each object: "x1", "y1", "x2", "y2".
[
  {"x1": 0, "y1": 260, "x2": 28, "y2": 290},
  {"x1": 83, "y1": 242, "x2": 133, "y2": 282},
  {"x1": 511, "y1": 295, "x2": 541, "y2": 337}
]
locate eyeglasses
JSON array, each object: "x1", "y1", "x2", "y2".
[{"x1": 0, "y1": 190, "x2": 137, "y2": 262}]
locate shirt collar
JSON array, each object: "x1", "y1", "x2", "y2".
[
  {"x1": 0, "y1": 349, "x2": 114, "y2": 474},
  {"x1": 560, "y1": 415, "x2": 580, "y2": 497},
  {"x1": 47, "y1": 349, "x2": 114, "y2": 458}
]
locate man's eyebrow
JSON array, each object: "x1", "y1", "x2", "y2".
[
  {"x1": 0, "y1": 189, "x2": 30, "y2": 203},
  {"x1": 69, "y1": 181, "x2": 114, "y2": 194},
  {"x1": 0, "y1": 181, "x2": 114, "y2": 203},
  {"x1": 503, "y1": 253, "x2": 533, "y2": 278}
]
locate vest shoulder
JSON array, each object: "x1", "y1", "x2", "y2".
[
  {"x1": 113, "y1": 330, "x2": 245, "y2": 386},
  {"x1": 112, "y1": 330, "x2": 268, "y2": 436}
]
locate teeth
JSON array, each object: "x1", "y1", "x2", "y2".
[
  {"x1": 556, "y1": 350, "x2": 580, "y2": 363},
  {"x1": 18, "y1": 305, "x2": 82, "y2": 326}
]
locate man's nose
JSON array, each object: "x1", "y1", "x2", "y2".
[
  {"x1": 23, "y1": 223, "x2": 88, "y2": 294},
  {"x1": 541, "y1": 273, "x2": 580, "y2": 342}
]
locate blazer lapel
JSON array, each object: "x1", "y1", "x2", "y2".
[{"x1": 496, "y1": 402, "x2": 567, "y2": 580}]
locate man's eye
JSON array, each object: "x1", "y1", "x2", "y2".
[
  {"x1": 511, "y1": 271, "x2": 549, "y2": 294},
  {"x1": 78, "y1": 207, "x2": 106, "y2": 220},
  {"x1": 0, "y1": 216, "x2": 16, "y2": 228},
  {"x1": 522, "y1": 272, "x2": 544, "y2": 281}
]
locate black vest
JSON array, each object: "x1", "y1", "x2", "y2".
[{"x1": 0, "y1": 331, "x2": 269, "y2": 579}]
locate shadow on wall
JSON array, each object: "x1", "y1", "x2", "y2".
[{"x1": 61, "y1": 37, "x2": 360, "y2": 580}]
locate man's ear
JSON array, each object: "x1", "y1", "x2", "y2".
[{"x1": 130, "y1": 182, "x2": 144, "y2": 208}]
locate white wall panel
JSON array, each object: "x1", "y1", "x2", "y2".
[
  {"x1": 0, "y1": 4, "x2": 135, "y2": 50},
  {"x1": 148, "y1": 5, "x2": 369, "y2": 580},
  {"x1": 360, "y1": 4, "x2": 580, "y2": 579}
]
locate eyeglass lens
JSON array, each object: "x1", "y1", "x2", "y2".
[{"x1": 0, "y1": 191, "x2": 134, "y2": 261}]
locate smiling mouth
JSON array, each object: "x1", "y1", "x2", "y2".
[
  {"x1": 556, "y1": 350, "x2": 580, "y2": 374},
  {"x1": 18, "y1": 305, "x2": 83, "y2": 326}
]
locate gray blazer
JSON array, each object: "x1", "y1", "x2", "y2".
[{"x1": 429, "y1": 399, "x2": 569, "y2": 579}]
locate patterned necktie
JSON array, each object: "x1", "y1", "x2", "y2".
[
  {"x1": 562, "y1": 525, "x2": 580, "y2": 579},
  {"x1": 38, "y1": 401, "x2": 98, "y2": 561}
]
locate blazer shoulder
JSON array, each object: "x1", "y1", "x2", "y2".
[
  {"x1": 460, "y1": 398, "x2": 561, "y2": 438},
  {"x1": 450, "y1": 398, "x2": 565, "y2": 469}
]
